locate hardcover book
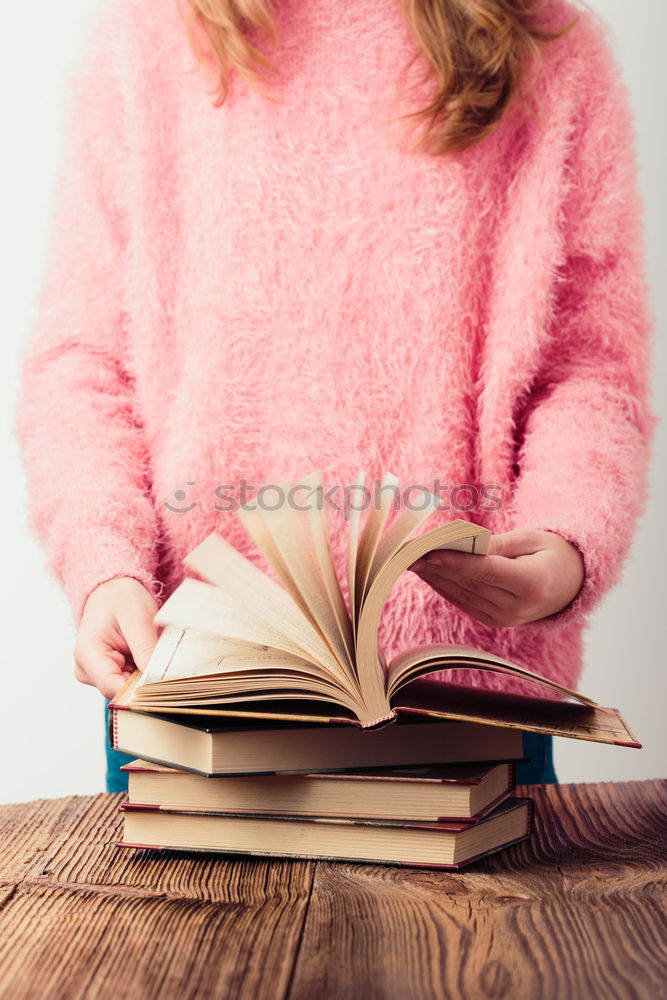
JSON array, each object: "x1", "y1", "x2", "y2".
[
  {"x1": 111, "y1": 710, "x2": 525, "y2": 777},
  {"x1": 119, "y1": 795, "x2": 533, "y2": 870},
  {"x1": 121, "y1": 759, "x2": 517, "y2": 822}
]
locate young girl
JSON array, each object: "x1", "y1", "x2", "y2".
[{"x1": 15, "y1": 0, "x2": 655, "y2": 792}]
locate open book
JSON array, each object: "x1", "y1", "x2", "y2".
[{"x1": 115, "y1": 471, "x2": 639, "y2": 747}]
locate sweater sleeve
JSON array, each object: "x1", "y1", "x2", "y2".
[
  {"x1": 508, "y1": 21, "x2": 657, "y2": 629},
  {"x1": 14, "y1": 6, "x2": 163, "y2": 627}
]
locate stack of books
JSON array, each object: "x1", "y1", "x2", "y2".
[
  {"x1": 111, "y1": 471, "x2": 640, "y2": 869},
  {"x1": 111, "y1": 700, "x2": 533, "y2": 869}
]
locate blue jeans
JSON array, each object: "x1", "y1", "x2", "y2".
[
  {"x1": 104, "y1": 702, "x2": 557, "y2": 793},
  {"x1": 516, "y1": 730, "x2": 558, "y2": 785}
]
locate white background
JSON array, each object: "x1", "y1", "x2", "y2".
[{"x1": 2, "y1": 0, "x2": 665, "y2": 803}]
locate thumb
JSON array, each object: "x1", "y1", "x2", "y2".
[
  {"x1": 117, "y1": 608, "x2": 159, "y2": 671},
  {"x1": 488, "y1": 529, "x2": 546, "y2": 559}
]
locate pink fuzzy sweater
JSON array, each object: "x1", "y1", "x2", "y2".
[{"x1": 15, "y1": 0, "x2": 655, "y2": 697}]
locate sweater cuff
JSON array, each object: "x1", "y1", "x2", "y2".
[{"x1": 61, "y1": 529, "x2": 164, "y2": 627}]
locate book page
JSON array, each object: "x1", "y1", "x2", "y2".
[
  {"x1": 236, "y1": 476, "x2": 355, "y2": 680},
  {"x1": 385, "y1": 643, "x2": 598, "y2": 705},
  {"x1": 137, "y1": 624, "x2": 231, "y2": 684},
  {"x1": 302, "y1": 471, "x2": 355, "y2": 669},
  {"x1": 136, "y1": 668, "x2": 356, "y2": 710},
  {"x1": 137, "y1": 624, "x2": 338, "y2": 686},
  {"x1": 154, "y1": 576, "x2": 349, "y2": 685},
  {"x1": 354, "y1": 472, "x2": 399, "y2": 620},
  {"x1": 366, "y1": 489, "x2": 442, "y2": 588},
  {"x1": 132, "y1": 688, "x2": 362, "y2": 711},
  {"x1": 346, "y1": 470, "x2": 366, "y2": 638},
  {"x1": 355, "y1": 520, "x2": 493, "y2": 717}
]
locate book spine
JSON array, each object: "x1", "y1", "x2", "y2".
[{"x1": 359, "y1": 711, "x2": 397, "y2": 730}]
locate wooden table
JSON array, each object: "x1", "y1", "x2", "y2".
[{"x1": 0, "y1": 780, "x2": 664, "y2": 999}]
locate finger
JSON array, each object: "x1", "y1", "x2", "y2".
[
  {"x1": 74, "y1": 659, "x2": 93, "y2": 686},
  {"x1": 116, "y1": 607, "x2": 159, "y2": 671},
  {"x1": 74, "y1": 639, "x2": 130, "y2": 700},
  {"x1": 424, "y1": 585, "x2": 498, "y2": 628},
  {"x1": 413, "y1": 565, "x2": 503, "y2": 622},
  {"x1": 418, "y1": 564, "x2": 519, "y2": 612},
  {"x1": 487, "y1": 530, "x2": 547, "y2": 558},
  {"x1": 413, "y1": 550, "x2": 526, "y2": 597},
  {"x1": 415, "y1": 529, "x2": 545, "y2": 582},
  {"x1": 415, "y1": 566, "x2": 530, "y2": 627},
  {"x1": 96, "y1": 667, "x2": 130, "y2": 700}
]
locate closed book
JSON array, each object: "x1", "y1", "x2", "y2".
[
  {"x1": 110, "y1": 708, "x2": 524, "y2": 777},
  {"x1": 119, "y1": 796, "x2": 533, "y2": 870},
  {"x1": 122, "y1": 759, "x2": 517, "y2": 822}
]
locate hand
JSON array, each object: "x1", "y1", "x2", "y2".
[
  {"x1": 73, "y1": 577, "x2": 159, "y2": 699},
  {"x1": 408, "y1": 529, "x2": 585, "y2": 628}
]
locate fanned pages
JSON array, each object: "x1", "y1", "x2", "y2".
[
  {"x1": 116, "y1": 470, "x2": 640, "y2": 748},
  {"x1": 235, "y1": 473, "x2": 356, "y2": 682}
]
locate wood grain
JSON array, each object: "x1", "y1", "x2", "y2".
[
  {"x1": 0, "y1": 794, "x2": 314, "y2": 999},
  {"x1": 290, "y1": 781, "x2": 667, "y2": 1000},
  {"x1": 0, "y1": 781, "x2": 664, "y2": 999}
]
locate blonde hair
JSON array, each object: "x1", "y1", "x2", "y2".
[{"x1": 180, "y1": 0, "x2": 578, "y2": 155}]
